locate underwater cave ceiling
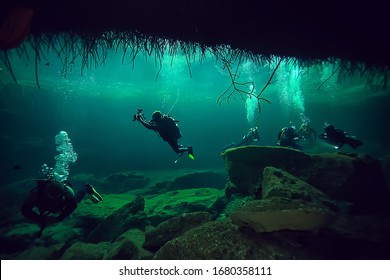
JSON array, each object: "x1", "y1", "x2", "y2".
[{"x1": 1, "y1": 0, "x2": 390, "y2": 75}]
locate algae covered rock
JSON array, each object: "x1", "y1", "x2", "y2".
[
  {"x1": 143, "y1": 211, "x2": 213, "y2": 252},
  {"x1": 154, "y1": 220, "x2": 296, "y2": 260},
  {"x1": 150, "y1": 171, "x2": 227, "y2": 194},
  {"x1": 262, "y1": 166, "x2": 338, "y2": 211},
  {"x1": 230, "y1": 197, "x2": 336, "y2": 233},
  {"x1": 221, "y1": 146, "x2": 310, "y2": 195},
  {"x1": 86, "y1": 195, "x2": 148, "y2": 243},
  {"x1": 222, "y1": 146, "x2": 390, "y2": 214},
  {"x1": 98, "y1": 172, "x2": 150, "y2": 193},
  {"x1": 144, "y1": 188, "x2": 225, "y2": 226},
  {"x1": 61, "y1": 241, "x2": 110, "y2": 259}
]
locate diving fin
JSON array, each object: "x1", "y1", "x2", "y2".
[
  {"x1": 188, "y1": 146, "x2": 195, "y2": 160},
  {"x1": 346, "y1": 137, "x2": 364, "y2": 149},
  {"x1": 84, "y1": 184, "x2": 103, "y2": 204}
]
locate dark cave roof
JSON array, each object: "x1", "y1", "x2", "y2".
[{"x1": 2, "y1": 0, "x2": 390, "y2": 68}]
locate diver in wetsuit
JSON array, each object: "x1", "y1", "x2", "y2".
[
  {"x1": 134, "y1": 109, "x2": 194, "y2": 161},
  {"x1": 297, "y1": 123, "x2": 317, "y2": 143},
  {"x1": 222, "y1": 127, "x2": 260, "y2": 151},
  {"x1": 318, "y1": 123, "x2": 363, "y2": 149},
  {"x1": 21, "y1": 179, "x2": 102, "y2": 237},
  {"x1": 277, "y1": 126, "x2": 303, "y2": 150}
]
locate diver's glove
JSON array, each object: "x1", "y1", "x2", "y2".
[{"x1": 84, "y1": 184, "x2": 103, "y2": 204}]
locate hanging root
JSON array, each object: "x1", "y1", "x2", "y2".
[
  {"x1": 0, "y1": 50, "x2": 18, "y2": 84},
  {"x1": 0, "y1": 30, "x2": 388, "y2": 94}
]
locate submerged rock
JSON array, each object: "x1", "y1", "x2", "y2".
[
  {"x1": 154, "y1": 220, "x2": 304, "y2": 260},
  {"x1": 144, "y1": 188, "x2": 225, "y2": 226},
  {"x1": 222, "y1": 146, "x2": 310, "y2": 196},
  {"x1": 143, "y1": 211, "x2": 213, "y2": 252},
  {"x1": 12, "y1": 244, "x2": 64, "y2": 260},
  {"x1": 98, "y1": 172, "x2": 150, "y2": 194},
  {"x1": 230, "y1": 197, "x2": 336, "y2": 233},
  {"x1": 61, "y1": 241, "x2": 110, "y2": 259},
  {"x1": 86, "y1": 195, "x2": 148, "y2": 243},
  {"x1": 222, "y1": 146, "x2": 390, "y2": 214},
  {"x1": 148, "y1": 171, "x2": 227, "y2": 194},
  {"x1": 262, "y1": 166, "x2": 339, "y2": 211}
]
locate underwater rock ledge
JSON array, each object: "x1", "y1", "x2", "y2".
[{"x1": 221, "y1": 146, "x2": 390, "y2": 215}]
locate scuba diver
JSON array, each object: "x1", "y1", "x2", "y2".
[
  {"x1": 277, "y1": 126, "x2": 303, "y2": 150},
  {"x1": 318, "y1": 123, "x2": 363, "y2": 150},
  {"x1": 297, "y1": 122, "x2": 317, "y2": 143},
  {"x1": 21, "y1": 178, "x2": 103, "y2": 237},
  {"x1": 133, "y1": 109, "x2": 194, "y2": 162},
  {"x1": 222, "y1": 127, "x2": 260, "y2": 151}
]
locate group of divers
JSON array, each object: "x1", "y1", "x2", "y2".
[
  {"x1": 19, "y1": 109, "x2": 364, "y2": 238},
  {"x1": 223, "y1": 120, "x2": 364, "y2": 152}
]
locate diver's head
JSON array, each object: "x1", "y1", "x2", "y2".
[
  {"x1": 251, "y1": 127, "x2": 260, "y2": 140},
  {"x1": 152, "y1": 110, "x2": 162, "y2": 122},
  {"x1": 324, "y1": 124, "x2": 335, "y2": 132},
  {"x1": 45, "y1": 180, "x2": 65, "y2": 199},
  {"x1": 285, "y1": 127, "x2": 295, "y2": 137}
]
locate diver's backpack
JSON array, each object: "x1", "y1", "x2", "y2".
[{"x1": 160, "y1": 115, "x2": 182, "y2": 139}]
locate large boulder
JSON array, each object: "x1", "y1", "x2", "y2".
[
  {"x1": 144, "y1": 188, "x2": 225, "y2": 226},
  {"x1": 222, "y1": 146, "x2": 310, "y2": 196},
  {"x1": 261, "y1": 166, "x2": 339, "y2": 211},
  {"x1": 143, "y1": 211, "x2": 213, "y2": 252},
  {"x1": 154, "y1": 220, "x2": 298, "y2": 260},
  {"x1": 73, "y1": 193, "x2": 137, "y2": 226},
  {"x1": 222, "y1": 146, "x2": 390, "y2": 214},
  {"x1": 61, "y1": 235, "x2": 142, "y2": 260},
  {"x1": 116, "y1": 228, "x2": 154, "y2": 259},
  {"x1": 86, "y1": 195, "x2": 148, "y2": 243},
  {"x1": 0, "y1": 223, "x2": 42, "y2": 255},
  {"x1": 230, "y1": 197, "x2": 336, "y2": 233}
]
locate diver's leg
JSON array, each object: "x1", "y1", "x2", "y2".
[
  {"x1": 168, "y1": 139, "x2": 194, "y2": 159},
  {"x1": 167, "y1": 139, "x2": 181, "y2": 153},
  {"x1": 222, "y1": 142, "x2": 236, "y2": 151},
  {"x1": 346, "y1": 137, "x2": 363, "y2": 149},
  {"x1": 75, "y1": 189, "x2": 87, "y2": 202},
  {"x1": 178, "y1": 144, "x2": 190, "y2": 153}
]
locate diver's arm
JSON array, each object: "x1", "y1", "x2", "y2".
[
  {"x1": 21, "y1": 189, "x2": 42, "y2": 223},
  {"x1": 277, "y1": 131, "x2": 282, "y2": 141},
  {"x1": 294, "y1": 132, "x2": 303, "y2": 141},
  {"x1": 137, "y1": 116, "x2": 156, "y2": 130}
]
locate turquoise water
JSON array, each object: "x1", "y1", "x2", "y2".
[{"x1": 1, "y1": 41, "x2": 389, "y2": 185}]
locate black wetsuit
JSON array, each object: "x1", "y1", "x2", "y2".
[
  {"x1": 319, "y1": 124, "x2": 363, "y2": 149},
  {"x1": 21, "y1": 180, "x2": 86, "y2": 224},
  {"x1": 138, "y1": 114, "x2": 190, "y2": 154},
  {"x1": 278, "y1": 127, "x2": 303, "y2": 150}
]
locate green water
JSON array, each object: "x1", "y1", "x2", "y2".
[{"x1": 1, "y1": 41, "x2": 389, "y2": 186}]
